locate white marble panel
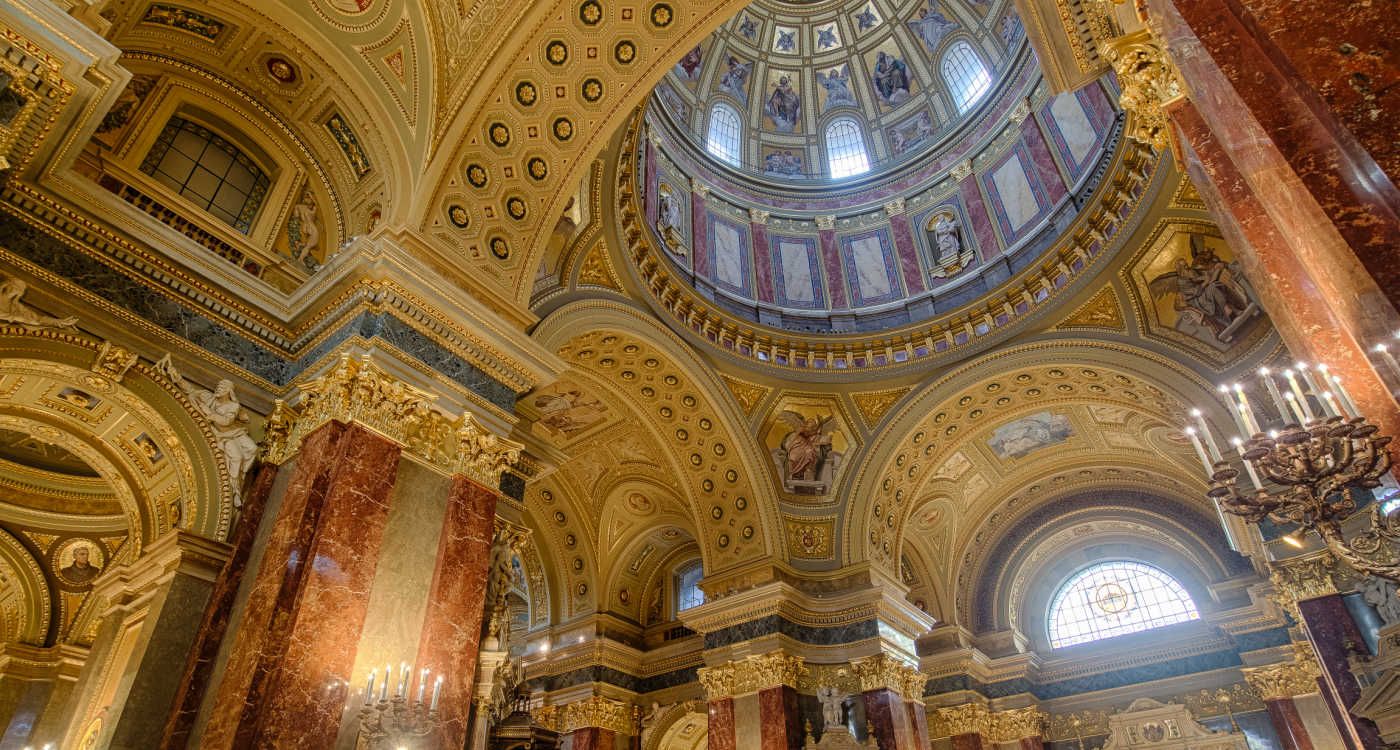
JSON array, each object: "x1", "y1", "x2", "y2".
[
  {"x1": 991, "y1": 155, "x2": 1039, "y2": 231},
  {"x1": 779, "y1": 240, "x2": 815, "y2": 302},
  {"x1": 850, "y1": 235, "x2": 892, "y2": 300},
  {"x1": 714, "y1": 222, "x2": 745, "y2": 289},
  {"x1": 1050, "y1": 91, "x2": 1097, "y2": 163}
]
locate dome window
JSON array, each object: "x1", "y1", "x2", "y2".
[
  {"x1": 824, "y1": 117, "x2": 870, "y2": 178},
  {"x1": 942, "y1": 41, "x2": 992, "y2": 113},
  {"x1": 706, "y1": 102, "x2": 743, "y2": 167}
]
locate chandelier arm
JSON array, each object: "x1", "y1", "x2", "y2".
[{"x1": 1316, "y1": 518, "x2": 1400, "y2": 583}]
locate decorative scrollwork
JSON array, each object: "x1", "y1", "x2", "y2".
[{"x1": 1099, "y1": 29, "x2": 1183, "y2": 151}]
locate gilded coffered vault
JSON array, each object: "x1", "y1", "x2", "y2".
[{"x1": 0, "y1": 0, "x2": 1392, "y2": 747}]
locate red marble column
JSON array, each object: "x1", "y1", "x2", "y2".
[
  {"x1": 1266, "y1": 697, "x2": 1316, "y2": 750},
  {"x1": 1150, "y1": 0, "x2": 1400, "y2": 439},
  {"x1": 1295, "y1": 594, "x2": 1382, "y2": 750},
  {"x1": 759, "y1": 685, "x2": 803, "y2": 750},
  {"x1": 951, "y1": 732, "x2": 987, "y2": 750},
  {"x1": 887, "y1": 213, "x2": 927, "y2": 295},
  {"x1": 1019, "y1": 736, "x2": 1047, "y2": 750},
  {"x1": 863, "y1": 688, "x2": 921, "y2": 750},
  {"x1": 751, "y1": 219, "x2": 776, "y2": 304},
  {"x1": 818, "y1": 224, "x2": 848, "y2": 310},
  {"x1": 200, "y1": 421, "x2": 401, "y2": 749},
  {"x1": 909, "y1": 701, "x2": 931, "y2": 750},
  {"x1": 709, "y1": 697, "x2": 737, "y2": 750},
  {"x1": 412, "y1": 475, "x2": 497, "y2": 749},
  {"x1": 571, "y1": 727, "x2": 617, "y2": 750},
  {"x1": 160, "y1": 462, "x2": 279, "y2": 749}
]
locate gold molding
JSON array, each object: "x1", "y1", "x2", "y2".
[
  {"x1": 698, "y1": 653, "x2": 807, "y2": 699},
  {"x1": 850, "y1": 654, "x2": 926, "y2": 702},
  {"x1": 851, "y1": 388, "x2": 911, "y2": 429},
  {"x1": 557, "y1": 695, "x2": 634, "y2": 734},
  {"x1": 262, "y1": 354, "x2": 521, "y2": 487},
  {"x1": 1099, "y1": 29, "x2": 1184, "y2": 152},
  {"x1": 1054, "y1": 286, "x2": 1125, "y2": 332}
]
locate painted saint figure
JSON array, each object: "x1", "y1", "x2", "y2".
[
  {"x1": 817, "y1": 64, "x2": 857, "y2": 110},
  {"x1": 717, "y1": 56, "x2": 752, "y2": 105},
  {"x1": 872, "y1": 51, "x2": 912, "y2": 107},
  {"x1": 907, "y1": 3, "x2": 960, "y2": 53},
  {"x1": 765, "y1": 75, "x2": 802, "y2": 132},
  {"x1": 778, "y1": 411, "x2": 835, "y2": 481}
]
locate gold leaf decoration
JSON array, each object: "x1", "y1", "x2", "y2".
[
  {"x1": 577, "y1": 241, "x2": 622, "y2": 290},
  {"x1": 719, "y1": 374, "x2": 770, "y2": 416},
  {"x1": 852, "y1": 387, "x2": 910, "y2": 428},
  {"x1": 1055, "y1": 286, "x2": 1125, "y2": 331}
]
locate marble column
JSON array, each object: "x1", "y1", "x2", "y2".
[
  {"x1": 570, "y1": 727, "x2": 617, "y2": 750},
  {"x1": 708, "y1": 696, "x2": 737, "y2": 750},
  {"x1": 853, "y1": 654, "x2": 928, "y2": 750},
  {"x1": 951, "y1": 732, "x2": 987, "y2": 750},
  {"x1": 160, "y1": 461, "x2": 279, "y2": 748},
  {"x1": 0, "y1": 643, "x2": 86, "y2": 748},
  {"x1": 198, "y1": 420, "x2": 402, "y2": 749},
  {"x1": 691, "y1": 181, "x2": 711, "y2": 279},
  {"x1": 1244, "y1": 657, "x2": 1320, "y2": 750},
  {"x1": 759, "y1": 685, "x2": 803, "y2": 750},
  {"x1": 1295, "y1": 595, "x2": 1382, "y2": 750},
  {"x1": 933, "y1": 703, "x2": 992, "y2": 750},
  {"x1": 58, "y1": 530, "x2": 231, "y2": 750},
  {"x1": 413, "y1": 475, "x2": 498, "y2": 749},
  {"x1": 886, "y1": 200, "x2": 927, "y2": 296},
  {"x1": 1146, "y1": 0, "x2": 1400, "y2": 437}
]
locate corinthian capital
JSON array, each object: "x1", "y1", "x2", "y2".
[{"x1": 1099, "y1": 29, "x2": 1184, "y2": 151}]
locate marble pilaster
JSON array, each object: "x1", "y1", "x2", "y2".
[
  {"x1": 759, "y1": 685, "x2": 803, "y2": 750},
  {"x1": 199, "y1": 420, "x2": 401, "y2": 749},
  {"x1": 691, "y1": 183, "x2": 710, "y2": 279},
  {"x1": 1244, "y1": 657, "x2": 1320, "y2": 750},
  {"x1": 817, "y1": 221, "x2": 848, "y2": 310},
  {"x1": 887, "y1": 212, "x2": 927, "y2": 295},
  {"x1": 709, "y1": 697, "x2": 737, "y2": 750},
  {"x1": 0, "y1": 643, "x2": 86, "y2": 749},
  {"x1": 750, "y1": 216, "x2": 776, "y2": 304},
  {"x1": 58, "y1": 530, "x2": 231, "y2": 750},
  {"x1": 1265, "y1": 698, "x2": 1316, "y2": 750},
  {"x1": 1295, "y1": 595, "x2": 1382, "y2": 750}
]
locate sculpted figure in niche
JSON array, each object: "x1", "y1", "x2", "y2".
[
  {"x1": 155, "y1": 355, "x2": 258, "y2": 507},
  {"x1": 654, "y1": 184, "x2": 687, "y2": 256},
  {"x1": 0, "y1": 277, "x2": 78, "y2": 330},
  {"x1": 817, "y1": 685, "x2": 845, "y2": 728},
  {"x1": 288, "y1": 188, "x2": 321, "y2": 269},
  {"x1": 926, "y1": 211, "x2": 974, "y2": 278},
  {"x1": 1149, "y1": 235, "x2": 1259, "y2": 346},
  {"x1": 774, "y1": 411, "x2": 841, "y2": 495},
  {"x1": 1362, "y1": 576, "x2": 1400, "y2": 626}
]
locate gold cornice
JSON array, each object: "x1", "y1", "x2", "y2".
[
  {"x1": 1269, "y1": 552, "x2": 1345, "y2": 607},
  {"x1": 555, "y1": 695, "x2": 635, "y2": 734},
  {"x1": 850, "y1": 653, "x2": 927, "y2": 702},
  {"x1": 698, "y1": 653, "x2": 807, "y2": 699},
  {"x1": 262, "y1": 354, "x2": 521, "y2": 486},
  {"x1": 1242, "y1": 654, "x2": 1320, "y2": 700}
]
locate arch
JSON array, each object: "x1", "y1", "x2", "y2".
[
  {"x1": 0, "y1": 331, "x2": 235, "y2": 550},
  {"x1": 532, "y1": 300, "x2": 781, "y2": 575},
  {"x1": 942, "y1": 40, "x2": 992, "y2": 113},
  {"x1": 706, "y1": 102, "x2": 743, "y2": 167},
  {"x1": 0, "y1": 529, "x2": 51, "y2": 646},
  {"x1": 1046, "y1": 560, "x2": 1199, "y2": 648},
  {"x1": 844, "y1": 339, "x2": 1243, "y2": 574},
  {"x1": 823, "y1": 116, "x2": 870, "y2": 178}
]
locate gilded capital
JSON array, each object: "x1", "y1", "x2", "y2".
[
  {"x1": 1242, "y1": 660, "x2": 1317, "y2": 700},
  {"x1": 260, "y1": 354, "x2": 522, "y2": 487},
  {"x1": 990, "y1": 707, "x2": 1048, "y2": 742},
  {"x1": 560, "y1": 695, "x2": 634, "y2": 734},
  {"x1": 849, "y1": 654, "x2": 926, "y2": 702},
  {"x1": 1099, "y1": 29, "x2": 1184, "y2": 151},
  {"x1": 931, "y1": 703, "x2": 991, "y2": 738},
  {"x1": 1270, "y1": 552, "x2": 1341, "y2": 607},
  {"x1": 698, "y1": 653, "x2": 807, "y2": 699}
]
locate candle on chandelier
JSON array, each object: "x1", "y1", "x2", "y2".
[
  {"x1": 1233, "y1": 384, "x2": 1261, "y2": 435},
  {"x1": 1319, "y1": 365, "x2": 1360, "y2": 417},
  {"x1": 430, "y1": 675, "x2": 444, "y2": 712},
  {"x1": 1282, "y1": 370, "x2": 1316, "y2": 422},
  {"x1": 1321, "y1": 391, "x2": 1346, "y2": 419},
  {"x1": 381, "y1": 663, "x2": 391, "y2": 702},
  {"x1": 418, "y1": 668, "x2": 430, "y2": 703},
  {"x1": 398, "y1": 662, "x2": 409, "y2": 698},
  {"x1": 1258, "y1": 368, "x2": 1290, "y2": 423},
  {"x1": 1376, "y1": 344, "x2": 1400, "y2": 382},
  {"x1": 1185, "y1": 427, "x2": 1213, "y2": 475},
  {"x1": 1296, "y1": 362, "x2": 1325, "y2": 396},
  {"x1": 1219, "y1": 385, "x2": 1250, "y2": 435},
  {"x1": 1231, "y1": 437, "x2": 1263, "y2": 490},
  {"x1": 366, "y1": 669, "x2": 376, "y2": 701},
  {"x1": 1191, "y1": 409, "x2": 1223, "y2": 461},
  {"x1": 1281, "y1": 391, "x2": 1308, "y2": 425}
]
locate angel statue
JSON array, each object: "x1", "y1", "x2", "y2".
[
  {"x1": 155, "y1": 354, "x2": 258, "y2": 507},
  {"x1": 775, "y1": 411, "x2": 839, "y2": 495},
  {"x1": 816, "y1": 686, "x2": 845, "y2": 729},
  {"x1": 1148, "y1": 235, "x2": 1258, "y2": 346},
  {"x1": 0, "y1": 277, "x2": 78, "y2": 330}
]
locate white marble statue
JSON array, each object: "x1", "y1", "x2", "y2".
[
  {"x1": 155, "y1": 354, "x2": 258, "y2": 507},
  {"x1": 933, "y1": 214, "x2": 962, "y2": 265},
  {"x1": 0, "y1": 277, "x2": 78, "y2": 330},
  {"x1": 289, "y1": 190, "x2": 320, "y2": 264},
  {"x1": 817, "y1": 685, "x2": 845, "y2": 728},
  {"x1": 655, "y1": 186, "x2": 687, "y2": 256}
]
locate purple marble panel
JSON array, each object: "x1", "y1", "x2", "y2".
[
  {"x1": 751, "y1": 222, "x2": 775, "y2": 304},
  {"x1": 819, "y1": 229, "x2": 848, "y2": 310},
  {"x1": 959, "y1": 175, "x2": 999, "y2": 258},
  {"x1": 888, "y1": 213, "x2": 927, "y2": 294}
]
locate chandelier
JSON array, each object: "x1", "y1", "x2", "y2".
[
  {"x1": 1183, "y1": 361, "x2": 1400, "y2": 581},
  {"x1": 355, "y1": 663, "x2": 444, "y2": 749}
]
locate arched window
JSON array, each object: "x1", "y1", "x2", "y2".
[
  {"x1": 706, "y1": 103, "x2": 743, "y2": 167},
  {"x1": 942, "y1": 42, "x2": 993, "y2": 113},
  {"x1": 1047, "y1": 561, "x2": 1199, "y2": 648},
  {"x1": 824, "y1": 118, "x2": 871, "y2": 178},
  {"x1": 140, "y1": 116, "x2": 270, "y2": 233},
  {"x1": 676, "y1": 562, "x2": 705, "y2": 613}
]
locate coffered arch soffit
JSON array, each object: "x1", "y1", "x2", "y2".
[
  {"x1": 843, "y1": 338, "x2": 1239, "y2": 575},
  {"x1": 0, "y1": 331, "x2": 235, "y2": 551},
  {"x1": 532, "y1": 300, "x2": 782, "y2": 573}
]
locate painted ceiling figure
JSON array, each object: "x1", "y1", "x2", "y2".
[
  {"x1": 779, "y1": 411, "x2": 835, "y2": 481},
  {"x1": 765, "y1": 75, "x2": 801, "y2": 132},
  {"x1": 1149, "y1": 236, "x2": 1257, "y2": 342}
]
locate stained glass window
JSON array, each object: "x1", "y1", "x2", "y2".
[
  {"x1": 140, "y1": 116, "x2": 269, "y2": 233},
  {"x1": 1047, "y1": 561, "x2": 1199, "y2": 648},
  {"x1": 706, "y1": 103, "x2": 743, "y2": 167},
  {"x1": 943, "y1": 41, "x2": 993, "y2": 113},
  {"x1": 825, "y1": 117, "x2": 871, "y2": 178}
]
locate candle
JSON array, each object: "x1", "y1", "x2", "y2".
[
  {"x1": 1321, "y1": 391, "x2": 1345, "y2": 419},
  {"x1": 381, "y1": 663, "x2": 390, "y2": 702},
  {"x1": 1283, "y1": 370, "x2": 1316, "y2": 422},
  {"x1": 1185, "y1": 427, "x2": 1213, "y2": 474},
  {"x1": 366, "y1": 669, "x2": 376, "y2": 700},
  {"x1": 1232, "y1": 438, "x2": 1263, "y2": 490},
  {"x1": 1324, "y1": 369, "x2": 1360, "y2": 417},
  {"x1": 1281, "y1": 391, "x2": 1308, "y2": 424},
  {"x1": 398, "y1": 662, "x2": 409, "y2": 697},
  {"x1": 1219, "y1": 385, "x2": 1250, "y2": 435},
  {"x1": 1376, "y1": 344, "x2": 1400, "y2": 382},
  {"x1": 1258, "y1": 368, "x2": 1289, "y2": 424},
  {"x1": 1234, "y1": 384, "x2": 1261, "y2": 435},
  {"x1": 1192, "y1": 409, "x2": 1223, "y2": 461},
  {"x1": 418, "y1": 668, "x2": 430, "y2": 703},
  {"x1": 1297, "y1": 362, "x2": 1325, "y2": 398},
  {"x1": 431, "y1": 675, "x2": 443, "y2": 712}
]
